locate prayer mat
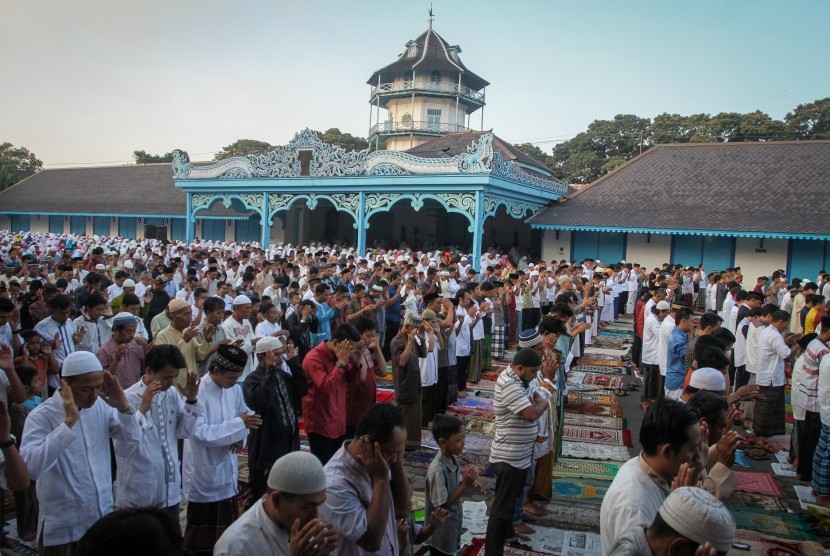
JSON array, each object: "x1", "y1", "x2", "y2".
[
  {"x1": 564, "y1": 414, "x2": 626, "y2": 430},
  {"x1": 574, "y1": 356, "x2": 623, "y2": 366},
  {"x1": 481, "y1": 371, "x2": 502, "y2": 381},
  {"x1": 551, "y1": 458, "x2": 622, "y2": 480},
  {"x1": 411, "y1": 491, "x2": 425, "y2": 511},
  {"x1": 421, "y1": 430, "x2": 493, "y2": 456},
  {"x1": 726, "y1": 491, "x2": 788, "y2": 512},
  {"x1": 733, "y1": 471, "x2": 782, "y2": 496},
  {"x1": 550, "y1": 477, "x2": 611, "y2": 505},
  {"x1": 566, "y1": 402, "x2": 624, "y2": 417},
  {"x1": 461, "y1": 418, "x2": 497, "y2": 436},
  {"x1": 533, "y1": 498, "x2": 601, "y2": 532},
  {"x1": 733, "y1": 450, "x2": 754, "y2": 468},
  {"x1": 447, "y1": 407, "x2": 495, "y2": 422},
  {"x1": 561, "y1": 441, "x2": 630, "y2": 461},
  {"x1": 468, "y1": 379, "x2": 498, "y2": 392},
  {"x1": 376, "y1": 390, "x2": 395, "y2": 403},
  {"x1": 768, "y1": 434, "x2": 792, "y2": 452},
  {"x1": 584, "y1": 346, "x2": 630, "y2": 357},
  {"x1": 452, "y1": 397, "x2": 495, "y2": 410},
  {"x1": 567, "y1": 392, "x2": 618, "y2": 406},
  {"x1": 579, "y1": 373, "x2": 624, "y2": 388},
  {"x1": 376, "y1": 377, "x2": 394, "y2": 390},
  {"x1": 474, "y1": 546, "x2": 551, "y2": 556},
  {"x1": 729, "y1": 510, "x2": 819, "y2": 540},
  {"x1": 729, "y1": 529, "x2": 824, "y2": 555},
  {"x1": 563, "y1": 425, "x2": 630, "y2": 447},
  {"x1": 570, "y1": 364, "x2": 629, "y2": 375},
  {"x1": 403, "y1": 448, "x2": 493, "y2": 476}
]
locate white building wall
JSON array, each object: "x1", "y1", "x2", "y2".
[
  {"x1": 0, "y1": 216, "x2": 9, "y2": 231},
  {"x1": 110, "y1": 219, "x2": 119, "y2": 237},
  {"x1": 30, "y1": 215, "x2": 48, "y2": 233},
  {"x1": 224, "y1": 221, "x2": 235, "y2": 243},
  {"x1": 269, "y1": 218, "x2": 285, "y2": 246},
  {"x1": 194, "y1": 221, "x2": 202, "y2": 240},
  {"x1": 542, "y1": 230, "x2": 571, "y2": 262},
  {"x1": 734, "y1": 238, "x2": 788, "y2": 289},
  {"x1": 625, "y1": 233, "x2": 672, "y2": 271}
]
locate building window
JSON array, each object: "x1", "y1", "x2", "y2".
[
  {"x1": 427, "y1": 108, "x2": 441, "y2": 130},
  {"x1": 429, "y1": 70, "x2": 441, "y2": 88},
  {"x1": 401, "y1": 113, "x2": 412, "y2": 129}
]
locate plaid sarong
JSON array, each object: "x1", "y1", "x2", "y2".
[
  {"x1": 482, "y1": 335, "x2": 492, "y2": 370},
  {"x1": 491, "y1": 326, "x2": 506, "y2": 359},
  {"x1": 184, "y1": 497, "x2": 240, "y2": 554},
  {"x1": 812, "y1": 423, "x2": 830, "y2": 495},
  {"x1": 468, "y1": 338, "x2": 483, "y2": 382},
  {"x1": 753, "y1": 385, "x2": 786, "y2": 437}
]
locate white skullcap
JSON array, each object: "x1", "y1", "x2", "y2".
[
  {"x1": 62, "y1": 351, "x2": 103, "y2": 377},
  {"x1": 656, "y1": 300, "x2": 671, "y2": 311},
  {"x1": 689, "y1": 367, "x2": 726, "y2": 391},
  {"x1": 658, "y1": 487, "x2": 735, "y2": 552},
  {"x1": 267, "y1": 451, "x2": 326, "y2": 494},
  {"x1": 233, "y1": 295, "x2": 252, "y2": 306},
  {"x1": 124, "y1": 260, "x2": 134, "y2": 269},
  {"x1": 558, "y1": 275, "x2": 571, "y2": 285},
  {"x1": 255, "y1": 336, "x2": 284, "y2": 354},
  {"x1": 123, "y1": 279, "x2": 136, "y2": 288},
  {"x1": 95, "y1": 263, "x2": 106, "y2": 270}
]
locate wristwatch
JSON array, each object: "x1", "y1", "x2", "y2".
[{"x1": 0, "y1": 435, "x2": 17, "y2": 449}]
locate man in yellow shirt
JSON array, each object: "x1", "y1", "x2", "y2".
[{"x1": 155, "y1": 298, "x2": 215, "y2": 384}]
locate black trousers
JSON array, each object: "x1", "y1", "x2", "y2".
[
  {"x1": 248, "y1": 468, "x2": 269, "y2": 506},
  {"x1": 631, "y1": 336, "x2": 643, "y2": 366},
  {"x1": 436, "y1": 366, "x2": 450, "y2": 416},
  {"x1": 383, "y1": 319, "x2": 400, "y2": 360},
  {"x1": 485, "y1": 462, "x2": 528, "y2": 556},
  {"x1": 798, "y1": 411, "x2": 822, "y2": 481},
  {"x1": 618, "y1": 291, "x2": 629, "y2": 315},
  {"x1": 456, "y1": 356, "x2": 470, "y2": 392},
  {"x1": 308, "y1": 433, "x2": 345, "y2": 466}
]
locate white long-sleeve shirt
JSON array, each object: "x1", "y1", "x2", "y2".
[
  {"x1": 115, "y1": 379, "x2": 204, "y2": 509},
  {"x1": 745, "y1": 320, "x2": 763, "y2": 374},
  {"x1": 182, "y1": 376, "x2": 251, "y2": 503},
  {"x1": 818, "y1": 356, "x2": 830, "y2": 427},
  {"x1": 642, "y1": 313, "x2": 662, "y2": 365},
  {"x1": 658, "y1": 315, "x2": 675, "y2": 376},
  {"x1": 755, "y1": 326, "x2": 790, "y2": 387},
  {"x1": 20, "y1": 392, "x2": 142, "y2": 546}
]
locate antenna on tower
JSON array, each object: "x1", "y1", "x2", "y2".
[{"x1": 428, "y1": 4, "x2": 434, "y2": 27}]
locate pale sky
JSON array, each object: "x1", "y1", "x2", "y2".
[{"x1": 2, "y1": 0, "x2": 828, "y2": 167}]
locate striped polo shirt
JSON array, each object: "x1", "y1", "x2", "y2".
[{"x1": 489, "y1": 367, "x2": 536, "y2": 469}]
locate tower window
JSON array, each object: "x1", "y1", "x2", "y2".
[
  {"x1": 429, "y1": 70, "x2": 441, "y2": 84},
  {"x1": 427, "y1": 108, "x2": 441, "y2": 130}
]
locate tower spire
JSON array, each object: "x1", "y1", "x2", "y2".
[{"x1": 428, "y1": 4, "x2": 434, "y2": 28}]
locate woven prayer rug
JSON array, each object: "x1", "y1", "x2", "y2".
[
  {"x1": 446, "y1": 407, "x2": 495, "y2": 422},
  {"x1": 468, "y1": 379, "x2": 498, "y2": 392},
  {"x1": 461, "y1": 417, "x2": 497, "y2": 436},
  {"x1": 421, "y1": 430, "x2": 493, "y2": 456},
  {"x1": 561, "y1": 441, "x2": 630, "y2": 461},
  {"x1": 534, "y1": 498, "x2": 601, "y2": 531},
  {"x1": 769, "y1": 434, "x2": 792, "y2": 451},
  {"x1": 564, "y1": 414, "x2": 626, "y2": 430},
  {"x1": 570, "y1": 364, "x2": 629, "y2": 375},
  {"x1": 730, "y1": 529, "x2": 824, "y2": 555},
  {"x1": 567, "y1": 392, "x2": 618, "y2": 406},
  {"x1": 733, "y1": 471, "x2": 782, "y2": 496},
  {"x1": 376, "y1": 377, "x2": 394, "y2": 390},
  {"x1": 403, "y1": 447, "x2": 493, "y2": 476},
  {"x1": 376, "y1": 390, "x2": 395, "y2": 403},
  {"x1": 566, "y1": 402, "x2": 624, "y2": 417},
  {"x1": 481, "y1": 371, "x2": 502, "y2": 381},
  {"x1": 730, "y1": 509, "x2": 819, "y2": 540},
  {"x1": 452, "y1": 397, "x2": 495, "y2": 410},
  {"x1": 580, "y1": 373, "x2": 625, "y2": 388},
  {"x1": 551, "y1": 477, "x2": 611, "y2": 505},
  {"x1": 574, "y1": 357, "x2": 624, "y2": 367},
  {"x1": 563, "y1": 425, "x2": 630, "y2": 447},
  {"x1": 474, "y1": 546, "x2": 552, "y2": 556},
  {"x1": 551, "y1": 458, "x2": 622, "y2": 480},
  {"x1": 726, "y1": 491, "x2": 788, "y2": 511}
]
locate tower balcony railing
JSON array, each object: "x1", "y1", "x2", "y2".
[
  {"x1": 369, "y1": 121, "x2": 471, "y2": 137},
  {"x1": 369, "y1": 80, "x2": 485, "y2": 105}
]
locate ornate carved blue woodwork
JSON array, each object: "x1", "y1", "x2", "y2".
[
  {"x1": 268, "y1": 193, "x2": 359, "y2": 223},
  {"x1": 490, "y1": 152, "x2": 568, "y2": 195},
  {"x1": 189, "y1": 193, "x2": 265, "y2": 222},
  {"x1": 483, "y1": 195, "x2": 546, "y2": 220},
  {"x1": 364, "y1": 193, "x2": 477, "y2": 231}
]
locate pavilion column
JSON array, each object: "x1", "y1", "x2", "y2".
[
  {"x1": 185, "y1": 192, "x2": 194, "y2": 242},
  {"x1": 471, "y1": 191, "x2": 484, "y2": 268},
  {"x1": 356, "y1": 191, "x2": 367, "y2": 256},
  {"x1": 261, "y1": 192, "x2": 271, "y2": 248}
]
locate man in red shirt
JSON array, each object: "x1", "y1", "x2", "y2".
[{"x1": 302, "y1": 323, "x2": 362, "y2": 464}]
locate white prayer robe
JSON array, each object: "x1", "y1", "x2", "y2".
[
  {"x1": 114, "y1": 380, "x2": 204, "y2": 509},
  {"x1": 20, "y1": 393, "x2": 142, "y2": 546},
  {"x1": 182, "y1": 377, "x2": 251, "y2": 503},
  {"x1": 213, "y1": 498, "x2": 289, "y2": 556},
  {"x1": 222, "y1": 316, "x2": 255, "y2": 377}
]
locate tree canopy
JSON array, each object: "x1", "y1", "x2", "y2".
[
  {"x1": 213, "y1": 129, "x2": 369, "y2": 161},
  {"x1": 0, "y1": 142, "x2": 43, "y2": 191},
  {"x1": 133, "y1": 150, "x2": 188, "y2": 164},
  {"x1": 516, "y1": 98, "x2": 830, "y2": 184}
]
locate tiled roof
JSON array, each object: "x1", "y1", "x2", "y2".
[
  {"x1": 406, "y1": 131, "x2": 568, "y2": 185},
  {"x1": 527, "y1": 141, "x2": 830, "y2": 237},
  {"x1": 367, "y1": 27, "x2": 489, "y2": 91},
  {"x1": 0, "y1": 164, "x2": 249, "y2": 217}
]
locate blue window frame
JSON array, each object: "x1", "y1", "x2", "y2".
[
  {"x1": 93, "y1": 216, "x2": 110, "y2": 237},
  {"x1": 171, "y1": 219, "x2": 186, "y2": 242},
  {"x1": 70, "y1": 216, "x2": 86, "y2": 235},
  {"x1": 201, "y1": 219, "x2": 225, "y2": 241},
  {"x1": 671, "y1": 236, "x2": 734, "y2": 271},
  {"x1": 118, "y1": 217, "x2": 136, "y2": 239},
  {"x1": 571, "y1": 231, "x2": 626, "y2": 263},
  {"x1": 10, "y1": 214, "x2": 30, "y2": 232},
  {"x1": 49, "y1": 215, "x2": 64, "y2": 233},
  {"x1": 788, "y1": 239, "x2": 830, "y2": 282}
]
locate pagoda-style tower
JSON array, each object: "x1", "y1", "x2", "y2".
[{"x1": 367, "y1": 20, "x2": 489, "y2": 151}]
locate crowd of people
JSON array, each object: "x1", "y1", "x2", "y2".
[{"x1": 0, "y1": 230, "x2": 827, "y2": 555}]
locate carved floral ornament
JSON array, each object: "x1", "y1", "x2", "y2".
[
  {"x1": 172, "y1": 129, "x2": 567, "y2": 193},
  {"x1": 483, "y1": 195, "x2": 546, "y2": 220}
]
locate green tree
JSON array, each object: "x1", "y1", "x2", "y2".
[
  {"x1": 550, "y1": 114, "x2": 650, "y2": 183},
  {"x1": 214, "y1": 140, "x2": 274, "y2": 160},
  {"x1": 133, "y1": 150, "x2": 188, "y2": 164},
  {"x1": 785, "y1": 98, "x2": 830, "y2": 139},
  {"x1": 0, "y1": 142, "x2": 43, "y2": 191},
  {"x1": 319, "y1": 128, "x2": 369, "y2": 151},
  {"x1": 650, "y1": 113, "x2": 712, "y2": 144},
  {"x1": 515, "y1": 143, "x2": 556, "y2": 169}
]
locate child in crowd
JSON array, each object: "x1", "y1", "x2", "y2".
[
  {"x1": 10, "y1": 366, "x2": 43, "y2": 541},
  {"x1": 13, "y1": 330, "x2": 57, "y2": 398},
  {"x1": 396, "y1": 495, "x2": 448, "y2": 556},
  {"x1": 425, "y1": 414, "x2": 483, "y2": 555}
]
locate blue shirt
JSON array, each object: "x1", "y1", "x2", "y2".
[
  {"x1": 386, "y1": 285, "x2": 402, "y2": 324},
  {"x1": 665, "y1": 326, "x2": 689, "y2": 390}
]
